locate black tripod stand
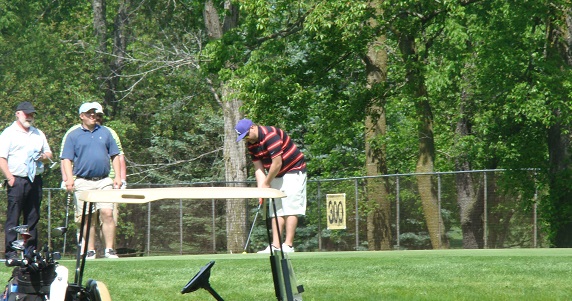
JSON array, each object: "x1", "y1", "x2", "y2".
[{"x1": 264, "y1": 198, "x2": 305, "y2": 301}]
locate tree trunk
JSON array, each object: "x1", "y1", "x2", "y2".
[
  {"x1": 204, "y1": 0, "x2": 223, "y2": 39},
  {"x1": 92, "y1": 0, "x2": 107, "y2": 55},
  {"x1": 223, "y1": 88, "x2": 248, "y2": 253},
  {"x1": 365, "y1": 108, "x2": 392, "y2": 250},
  {"x1": 203, "y1": 0, "x2": 245, "y2": 253},
  {"x1": 91, "y1": 0, "x2": 130, "y2": 116},
  {"x1": 398, "y1": 34, "x2": 448, "y2": 249},
  {"x1": 455, "y1": 79, "x2": 483, "y2": 249},
  {"x1": 546, "y1": 6, "x2": 572, "y2": 247},
  {"x1": 547, "y1": 121, "x2": 572, "y2": 246},
  {"x1": 415, "y1": 101, "x2": 448, "y2": 249},
  {"x1": 107, "y1": 0, "x2": 130, "y2": 116},
  {"x1": 363, "y1": 8, "x2": 392, "y2": 250},
  {"x1": 454, "y1": 124, "x2": 483, "y2": 248},
  {"x1": 92, "y1": 0, "x2": 108, "y2": 100}
]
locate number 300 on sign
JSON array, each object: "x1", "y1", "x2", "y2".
[{"x1": 326, "y1": 193, "x2": 346, "y2": 230}]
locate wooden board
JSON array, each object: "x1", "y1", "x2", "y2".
[{"x1": 78, "y1": 187, "x2": 286, "y2": 204}]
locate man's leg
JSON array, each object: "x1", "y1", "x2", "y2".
[
  {"x1": 5, "y1": 180, "x2": 23, "y2": 257},
  {"x1": 283, "y1": 215, "x2": 298, "y2": 247},
  {"x1": 270, "y1": 171, "x2": 306, "y2": 250},
  {"x1": 272, "y1": 216, "x2": 286, "y2": 247},
  {"x1": 23, "y1": 176, "x2": 42, "y2": 250},
  {"x1": 83, "y1": 216, "x2": 97, "y2": 252},
  {"x1": 74, "y1": 178, "x2": 98, "y2": 255},
  {"x1": 271, "y1": 215, "x2": 297, "y2": 251},
  {"x1": 99, "y1": 208, "x2": 115, "y2": 250}
]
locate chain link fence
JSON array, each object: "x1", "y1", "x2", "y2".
[{"x1": 0, "y1": 169, "x2": 547, "y2": 257}]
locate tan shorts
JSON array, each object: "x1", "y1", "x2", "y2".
[
  {"x1": 73, "y1": 177, "x2": 118, "y2": 225},
  {"x1": 268, "y1": 171, "x2": 307, "y2": 217}
]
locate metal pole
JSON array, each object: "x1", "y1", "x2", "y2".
[
  {"x1": 180, "y1": 199, "x2": 183, "y2": 255},
  {"x1": 533, "y1": 182, "x2": 538, "y2": 248},
  {"x1": 396, "y1": 175, "x2": 400, "y2": 249},
  {"x1": 483, "y1": 172, "x2": 488, "y2": 249},
  {"x1": 355, "y1": 178, "x2": 359, "y2": 250},
  {"x1": 317, "y1": 181, "x2": 322, "y2": 251},
  {"x1": 47, "y1": 190, "x2": 52, "y2": 249},
  {"x1": 212, "y1": 198, "x2": 216, "y2": 252},
  {"x1": 437, "y1": 174, "x2": 442, "y2": 248},
  {"x1": 212, "y1": 183, "x2": 216, "y2": 252},
  {"x1": 147, "y1": 202, "x2": 151, "y2": 256}
]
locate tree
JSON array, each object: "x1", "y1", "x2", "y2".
[
  {"x1": 203, "y1": 0, "x2": 248, "y2": 253},
  {"x1": 379, "y1": 0, "x2": 454, "y2": 249},
  {"x1": 364, "y1": 1, "x2": 393, "y2": 250},
  {"x1": 543, "y1": 3, "x2": 572, "y2": 247},
  {"x1": 92, "y1": 0, "x2": 131, "y2": 116}
]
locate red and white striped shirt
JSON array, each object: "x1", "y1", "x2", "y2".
[{"x1": 247, "y1": 126, "x2": 306, "y2": 177}]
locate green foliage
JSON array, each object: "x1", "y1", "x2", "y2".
[{"x1": 1, "y1": 0, "x2": 572, "y2": 248}]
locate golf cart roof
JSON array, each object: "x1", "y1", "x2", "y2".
[{"x1": 78, "y1": 187, "x2": 286, "y2": 204}]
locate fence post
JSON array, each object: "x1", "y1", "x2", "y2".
[
  {"x1": 47, "y1": 189, "x2": 52, "y2": 248},
  {"x1": 317, "y1": 180, "x2": 322, "y2": 251},
  {"x1": 147, "y1": 202, "x2": 151, "y2": 256},
  {"x1": 483, "y1": 171, "x2": 488, "y2": 249},
  {"x1": 179, "y1": 199, "x2": 183, "y2": 255},
  {"x1": 396, "y1": 175, "x2": 400, "y2": 249},
  {"x1": 354, "y1": 178, "x2": 359, "y2": 250},
  {"x1": 212, "y1": 198, "x2": 216, "y2": 252},
  {"x1": 437, "y1": 174, "x2": 442, "y2": 249},
  {"x1": 533, "y1": 180, "x2": 538, "y2": 248}
]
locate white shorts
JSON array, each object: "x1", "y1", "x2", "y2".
[
  {"x1": 268, "y1": 171, "x2": 307, "y2": 217},
  {"x1": 73, "y1": 177, "x2": 118, "y2": 224}
]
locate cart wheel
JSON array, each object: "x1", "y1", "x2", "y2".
[
  {"x1": 86, "y1": 279, "x2": 112, "y2": 301},
  {"x1": 95, "y1": 281, "x2": 112, "y2": 301}
]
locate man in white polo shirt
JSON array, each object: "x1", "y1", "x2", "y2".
[{"x1": 0, "y1": 101, "x2": 53, "y2": 265}]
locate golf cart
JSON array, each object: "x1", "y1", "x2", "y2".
[{"x1": 79, "y1": 187, "x2": 302, "y2": 300}]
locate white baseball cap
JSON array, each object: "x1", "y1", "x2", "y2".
[
  {"x1": 78, "y1": 102, "x2": 98, "y2": 115},
  {"x1": 92, "y1": 102, "x2": 104, "y2": 115}
]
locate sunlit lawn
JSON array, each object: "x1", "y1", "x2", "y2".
[{"x1": 1, "y1": 248, "x2": 570, "y2": 300}]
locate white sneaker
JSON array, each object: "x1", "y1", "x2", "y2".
[
  {"x1": 281, "y1": 243, "x2": 295, "y2": 253},
  {"x1": 86, "y1": 250, "x2": 96, "y2": 260},
  {"x1": 257, "y1": 245, "x2": 279, "y2": 254},
  {"x1": 104, "y1": 248, "x2": 119, "y2": 259}
]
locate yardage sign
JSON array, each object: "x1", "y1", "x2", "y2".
[{"x1": 326, "y1": 193, "x2": 346, "y2": 230}]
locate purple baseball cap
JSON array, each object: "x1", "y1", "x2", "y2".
[{"x1": 235, "y1": 118, "x2": 253, "y2": 142}]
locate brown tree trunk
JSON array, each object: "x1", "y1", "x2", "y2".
[
  {"x1": 91, "y1": 0, "x2": 130, "y2": 116},
  {"x1": 365, "y1": 108, "x2": 392, "y2": 250},
  {"x1": 546, "y1": 6, "x2": 572, "y2": 247},
  {"x1": 92, "y1": 0, "x2": 107, "y2": 55},
  {"x1": 454, "y1": 94, "x2": 483, "y2": 249},
  {"x1": 204, "y1": 0, "x2": 223, "y2": 39},
  {"x1": 203, "y1": 0, "x2": 245, "y2": 253},
  {"x1": 364, "y1": 7, "x2": 392, "y2": 249},
  {"x1": 223, "y1": 89, "x2": 248, "y2": 253},
  {"x1": 398, "y1": 34, "x2": 449, "y2": 249}
]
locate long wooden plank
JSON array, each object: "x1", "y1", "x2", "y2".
[{"x1": 78, "y1": 187, "x2": 286, "y2": 204}]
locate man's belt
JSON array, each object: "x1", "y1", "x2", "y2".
[{"x1": 76, "y1": 176, "x2": 107, "y2": 181}]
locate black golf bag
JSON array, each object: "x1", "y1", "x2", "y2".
[{"x1": 1, "y1": 264, "x2": 56, "y2": 301}]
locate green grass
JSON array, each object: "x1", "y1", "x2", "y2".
[{"x1": 2, "y1": 249, "x2": 571, "y2": 300}]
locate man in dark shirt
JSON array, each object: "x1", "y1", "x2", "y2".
[{"x1": 235, "y1": 118, "x2": 307, "y2": 253}]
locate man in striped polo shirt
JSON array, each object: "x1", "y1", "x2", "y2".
[{"x1": 235, "y1": 118, "x2": 307, "y2": 253}]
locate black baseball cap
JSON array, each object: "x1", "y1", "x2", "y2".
[{"x1": 15, "y1": 102, "x2": 36, "y2": 114}]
